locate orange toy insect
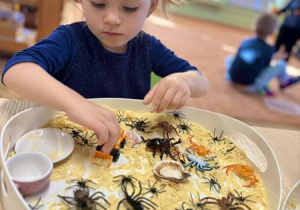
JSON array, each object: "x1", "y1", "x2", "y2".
[
  {"x1": 188, "y1": 135, "x2": 211, "y2": 157},
  {"x1": 223, "y1": 164, "x2": 258, "y2": 187}
]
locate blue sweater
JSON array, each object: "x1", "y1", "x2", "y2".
[
  {"x1": 228, "y1": 37, "x2": 274, "y2": 85},
  {"x1": 2, "y1": 22, "x2": 197, "y2": 99}
]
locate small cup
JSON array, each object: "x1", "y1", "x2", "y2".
[{"x1": 6, "y1": 152, "x2": 53, "y2": 195}]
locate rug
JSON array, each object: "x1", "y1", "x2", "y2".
[{"x1": 145, "y1": 12, "x2": 300, "y2": 127}]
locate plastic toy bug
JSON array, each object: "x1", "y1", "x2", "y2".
[
  {"x1": 58, "y1": 188, "x2": 110, "y2": 210},
  {"x1": 151, "y1": 121, "x2": 180, "y2": 139},
  {"x1": 209, "y1": 128, "x2": 225, "y2": 143},
  {"x1": 116, "y1": 110, "x2": 128, "y2": 124},
  {"x1": 167, "y1": 109, "x2": 186, "y2": 121},
  {"x1": 202, "y1": 173, "x2": 221, "y2": 193},
  {"x1": 67, "y1": 177, "x2": 96, "y2": 190},
  {"x1": 28, "y1": 197, "x2": 44, "y2": 210},
  {"x1": 126, "y1": 117, "x2": 152, "y2": 133},
  {"x1": 199, "y1": 192, "x2": 252, "y2": 210},
  {"x1": 142, "y1": 136, "x2": 182, "y2": 160},
  {"x1": 143, "y1": 179, "x2": 166, "y2": 197},
  {"x1": 117, "y1": 181, "x2": 158, "y2": 210},
  {"x1": 176, "y1": 122, "x2": 192, "y2": 134},
  {"x1": 113, "y1": 175, "x2": 138, "y2": 188},
  {"x1": 234, "y1": 190, "x2": 256, "y2": 203},
  {"x1": 189, "y1": 193, "x2": 210, "y2": 210}
]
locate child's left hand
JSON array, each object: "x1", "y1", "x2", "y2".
[{"x1": 143, "y1": 74, "x2": 191, "y2": 113}]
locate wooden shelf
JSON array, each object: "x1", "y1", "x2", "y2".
[
  {"x1": 0, "y1": 28, "x2": 36, "y2": 54},
  {"x1": 0, "y1": 0, "x2": 64, "y2": 55}
]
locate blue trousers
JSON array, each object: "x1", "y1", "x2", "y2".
[{"x1": 225, "y1": 56, "x2": 290, "y2": 93}]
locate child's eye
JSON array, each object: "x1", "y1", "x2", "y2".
[
  {"x1": 91, "y1": 1, "x2": 105, "y2": 8},
  {"x1": 123, "y1": 7, "x2": 138, "y2": 12}
]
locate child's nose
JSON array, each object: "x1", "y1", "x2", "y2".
[{"x1": 104, "y1": 9, "x2": 121, "y2": 25}]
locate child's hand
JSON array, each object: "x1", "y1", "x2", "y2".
[
  {"x1": 143, "y1": 74, "x2": 191, "y2": 113},
  {"x1": 65, "y1": 100, "x2": 120, "y2": 154}
]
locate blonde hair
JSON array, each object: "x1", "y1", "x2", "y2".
[{"x1": 255, "y1": 13, "x2": 278, "y2": 38}]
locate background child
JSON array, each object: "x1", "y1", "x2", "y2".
[
  {"x1": 274, "y1": 0, "x2": 300, "y2": 61},
  {"x1": 225, "y1": 12, "x2": 300, "y2": 96},
  {"x1": 1, "y1": 0, "x2": 208, "y2": 154}
]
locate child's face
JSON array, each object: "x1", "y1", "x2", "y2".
[{"x1": 79, "y1": 0, "x2": 158, "y2": 53}]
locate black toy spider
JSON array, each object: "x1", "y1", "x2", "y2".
[
  {"x1": 189, "y1": 193, "x2": 210, "y2": 210},
  {"x1": 116, "y1": 110, "x2": 128, "y2": 124},
  {"x1": 117, "y1": 181, "x2": 157, "y2": 210},
  {"x1": 208, "y1": 128, "x2": 225, "y2": 143},
  {"x1": 202, "y1": 173, "x2": 221, "y2": 193},
  {"x1": 143, "y1": 179, "x2": 166, "y2": 197},
  {"x1": 67, "y1": 177, "x2": 97, "y2": 190},
  {"x1": 125, "y1": 117, "x2": 152, "y2": 133},
  {"x1": 113, "y1": 175, "x2": 138, "y2": 188},
  {"x1": 66, "y1": 126, "x2": 84, "y2": 139},
  {"x1": 234, "y1": 190, "x2": 256, "y2": 203},
  {"x1": 167, "y1": 109, "x2": 186, "y2": 121},
  {"x1": 176, "y1": 122, "x2": 192, "y2": 134},
  {"x1": 58, "y1": 188, "x2": 110, "y2": 210},
  {"x1": 75, "y1": 131, "x2": 97, "y2": 147},
  {"x1": 176, "y1": 202, "x2": 194, "y2": 210},
  {"x1": 28, "y1": 197, "x2": 44, "y2": 210}
]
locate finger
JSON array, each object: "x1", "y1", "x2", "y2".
[
  {"x1": 167, "y1": 92, "x2": 183, "y2": 110},
  {"x1": 101, "y1": 125, "x2": 121, "y2": 154},
  {"x1": 175, "y1": 93, "x2": 189, "y2": 109},
  {"x1": 155, "y1": 87, "x2": 177, "y2": 111},
  {"x1": 143, "y1": 83, "x2": 159, "y2": 105},
  {"x1": 151, "y1": 84, "x2": 169, "y2": 112},
  {"x1": 96, "y1": 122, "x2": 109, "y2": 146}
]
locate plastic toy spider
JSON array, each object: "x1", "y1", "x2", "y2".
[
  {"x1": 167, "y1": 109, "x2": 186, "y2": 121},
  {"x1": 143, "y1": 179, "x2": 166, "y2": 197},
  {"x1": 117, "y1": 181, "x2": 158, "y2": 210},
  {"x1": 116, "y1": 110, "x2": 128, "y2": 124},
  {"x1": 234, "y1": 190, "x2": 256, "y2": 203},
  {"x1": 209, "y1": 128, "x2": 225, "y2": 143},
  {"x1": 189, "y1": 193, "x2": 210, "y2": 210},
  {"x1": 176, "y1": 122, "x2": 192, "y2": 134},
  {"x1": 126, "y1": 117, "x2": 152, "y2": 133},
  {"x1": 28, "y1": 197, "x2": 44, "y2": 210},
  {"x1": 75, "y1": 131, "x2": 97, "y2": 147},
  {"x1": 202, "y1": 173, "x2": 221, "y2": 193},
  {"x1": 67, "y1": 177, "x2": 97, "y2": 190},
  {"x1": 176, "y1": 202, "x2": 194, "y2": 210},
  {"x1": 113, "y1": 175, "x2": 138, "y2": 188},
  {"x1": 66, "y1": 126, "x2": 84, "y2": 139},
  {"x1": 151, "y1": 121, "x2": 180, "y2": 139},
  {"x1": 58, "y1": 188, "x2": 110, "y2": 210}
]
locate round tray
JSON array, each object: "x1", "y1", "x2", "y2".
[{"x1": 0, "y1": 98, "x2": 282, "y2": 210}]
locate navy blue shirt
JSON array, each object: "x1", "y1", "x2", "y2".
[
  {"x1": 228, "y1": 37, "x2": 274, "y2": 85},
  {"x1": 2, "y1": 22, "x2": 197, "y2": 99},
  {"x1": 279, "y1": 0, "x2": 300, "y2": 31}
]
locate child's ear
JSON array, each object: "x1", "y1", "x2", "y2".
[{"x1": 147, "y1": 0, "x2": 159, "y2": 17}]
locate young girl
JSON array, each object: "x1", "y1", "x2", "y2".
[{"x1": 2, "y1": 0, "x2": 208, "y2": 154}]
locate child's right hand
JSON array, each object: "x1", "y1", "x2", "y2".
[{"x1": 65, "y1": 100, "x2": 121, "y2": 154}]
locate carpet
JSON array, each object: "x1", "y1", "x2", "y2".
[{"x1": 144, "y1": 12, "x2": 300, "y2": 127}]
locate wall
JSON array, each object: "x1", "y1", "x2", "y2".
[{"x1": 170, "y1": 0, "x2": 287, "y2": 30}]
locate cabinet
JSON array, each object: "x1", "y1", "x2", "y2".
[{"x1": 0, "y1": 0, "x2": 64, "y2": 54}]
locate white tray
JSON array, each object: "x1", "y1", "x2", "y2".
[
  {"x1": 282, "y1": 180, "x2": 300, "y2": 210},
  {"x1": 0, "y1": 98, "x2": 282, "y2": 210}
]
